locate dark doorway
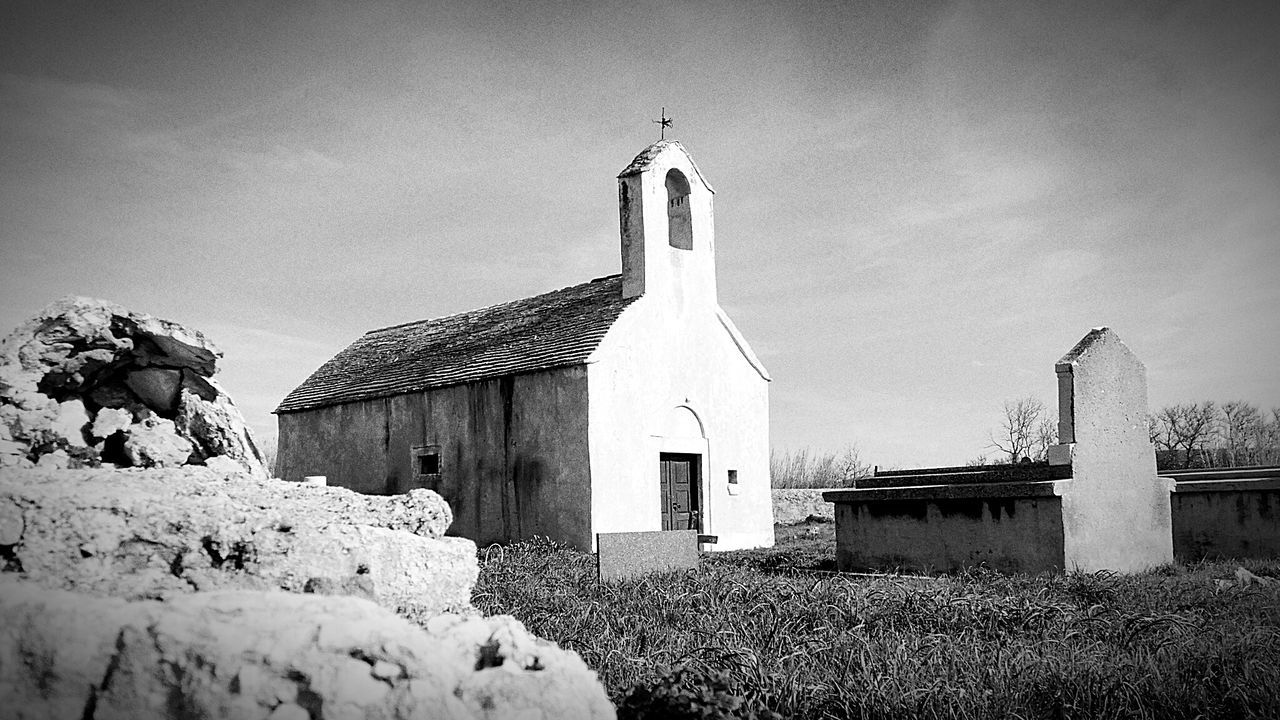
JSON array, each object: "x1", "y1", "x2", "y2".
[{"x1": 660, "y1": 453, "x2": 701, "y2": 531}]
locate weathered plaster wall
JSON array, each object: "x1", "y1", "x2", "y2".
[
  {"x1": 1053, "y1": 330, "x2": 1174, "y2": 572},
  {"x1": 277, "y1": 367, "x2": 593, "y2": 549},
  {"x1": 588, "y1": 296, "x2": 773, "y2": 552},
  {"x1": 832, "y1": 496, "x2": 1066, "y2": 573},
  {"x1": 1172, "y1": 484, "x2": 1280, "y2": 559},
  {"x1": 278, "y1": 399, "x2": 388, "y2": 490}
]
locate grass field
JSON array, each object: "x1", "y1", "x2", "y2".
[{"x1": 469, "y1": 522, "x2": 1280, "y2": 720}]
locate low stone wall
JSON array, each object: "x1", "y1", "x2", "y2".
[
  {"x1": 771, "y1": 488, "x2": 839, "y2": 525},
  {"x1": 829, "y1": 489, "x2": 1066, "y2": 573},
  {"x1": 1170, "y1": 472, "x2": 1280, "y2": 560}
]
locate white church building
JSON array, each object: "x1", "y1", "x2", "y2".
[{"x1": 275, "y1": 139, "x2": 774, "y2": 551}]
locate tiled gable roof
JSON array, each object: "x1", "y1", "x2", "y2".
[{"x1": 275, "y1": 274, "x2": 635, "y2": 414}]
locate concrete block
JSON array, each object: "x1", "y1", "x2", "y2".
[
  {"x1": 1047, "y1": 443, "x2": 1072, "y2": 466},
  {"x1": 597, "y1": 530, "x2": 698, "y2": 582}
]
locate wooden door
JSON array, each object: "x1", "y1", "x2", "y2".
[{"x1": 659, "y1": 453, "x2": 700, "y2": 531}]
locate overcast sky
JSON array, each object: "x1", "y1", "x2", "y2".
[{"x1": 2, "y1": 0, "x2": 1277, "y2": 468}]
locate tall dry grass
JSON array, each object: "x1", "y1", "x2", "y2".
[
  {"x1": 464, "y1": 537, "x2": 1280, "y2": 719},
  {"x1": 770, "y1": 446, "x2": 870, "y2": 488}
]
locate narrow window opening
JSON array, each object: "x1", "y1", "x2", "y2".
[
  {"x1": 665, "y1": 169, "x2": 693, "y2": 250},
  {"x1": 727, "y1": 469, "x2": 739, "y2": 484}
]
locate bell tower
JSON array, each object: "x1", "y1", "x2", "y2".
[{"x1": 617, "y1": 140, "x2": 717, "y2": 306}]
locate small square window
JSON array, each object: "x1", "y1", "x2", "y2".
[
  {"x1": 419, "y1": 453, "x2": 440, "y2": 475},
  {"x1": 727, "y1": 469, "x2": 738, "y2": 484},
  {"x1": 412, "y1": 445, "x2": 441, "y2": 476}
]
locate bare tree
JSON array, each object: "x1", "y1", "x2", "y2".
[
  {"x1": 1148, "y1": 414, "x2": 1162, "y2": 445},
  {"x1": 1260, "y1": 409, "x2": 1280, "y2": 466},
  {"x1": 1033, "y1": 415, "x2": 1058, "y2": 460},
  {"x1": 989, "y1": 397, "x2": 1048, "y2": 463},
  {"x1": 836, "y1": 445, "x2": 872, "y2": 486},
  {"x1": 1220, "y1": 401, "x2": 1263, "y2": 467},
  {"x1": 1151, "y1": 402, "x2": 1219, "y2": 469},
  {"x1": 771, "y1": 445, "x2": 870, "y2": 488}
]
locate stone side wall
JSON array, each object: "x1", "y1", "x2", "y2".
[
  {"x1": 279, "y1": 366, "x2": 594, "y2": 550},
  {"x1": 1172, "y1": 484, "x2": 1280, "y2": 560},
  {"x1": 832, "y1": 495, "x2": 1066, "y2": 574}
]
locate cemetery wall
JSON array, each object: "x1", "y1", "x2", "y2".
[
  {"x1": 772, "y1": 488, "x2": 837, "y2": 525},
  {"x1": 1171, "y1": 477, "x2": 1280, "y2": 559},
  {"x1": 830, "y1": 490, "x2": 1066, "y2": 573},
  {"x1": 824, "y1": 328, "x2": 1174, "y2": 574}
]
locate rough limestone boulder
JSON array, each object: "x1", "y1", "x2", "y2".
[
  {"x1": 0, "y1": 297, "x2": 267, "y2": 477},
  {"x1": 0, "y1": 579, "x2": 615, "y2": 720},
  {"x1": 121, "y1": 415, "x2": 193, "y2": 467},
  {"x1": 0, "y1": 466, "x2": 470, "y2": 613}
]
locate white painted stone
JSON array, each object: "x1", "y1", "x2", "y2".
[
  {"x1": 1046, "y1": 443, "x2": 1072, "y2": 466},
  {"x1": 1054, "y1": 328, "x2": 1174, "y2": 572}
]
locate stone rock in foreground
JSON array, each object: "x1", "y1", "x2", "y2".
[
  {"x1": 0, "y1": 296, "x2": 267, "y2": 477},
  {"x1": 1, "y1": 466, "x2": 467, "y2": 613},
  {"x1": 0, "y1": 580, "x2": 616, "y2": 720}
]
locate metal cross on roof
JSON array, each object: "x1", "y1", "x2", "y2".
[{"x1": 653, "y1": 107, "x2": 673, "y2": 140}]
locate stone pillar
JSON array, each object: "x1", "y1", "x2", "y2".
[{"x1": 1050, "y1": 328, "x2": 1173, "y2": 572}]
